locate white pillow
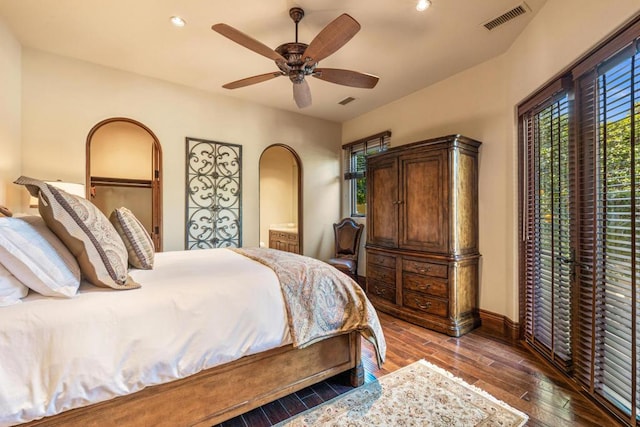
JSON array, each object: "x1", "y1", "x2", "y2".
[
  {"x1": 0, "y1": 216, "x2": 81, "y2": 297},
  {"x1": 0, "y1": 263, "x2": 28, "y2": 306}
]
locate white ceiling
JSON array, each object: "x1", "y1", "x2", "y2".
[{"x1": 0, "y1": 0, "x2": 546, "y2": 123}]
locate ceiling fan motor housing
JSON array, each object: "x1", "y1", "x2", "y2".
[{"x1": 275, "y1": 42, "x2": 317, "y2": 82}]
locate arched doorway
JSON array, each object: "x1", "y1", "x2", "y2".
[
  {"x1": 259, "y1": 144, "x2": 302, "y2": 254},
  {"x1": 86, "y1": 117, "x2": 163, "y2": 251}
]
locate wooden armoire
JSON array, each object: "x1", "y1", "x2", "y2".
[{"x1": 365, "y1": 134, "x2": 481, "y2": 337}]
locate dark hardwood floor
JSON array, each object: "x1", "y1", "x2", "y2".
[{"x1": 217, "y1": 312, "x2": 620, "y2": 426}]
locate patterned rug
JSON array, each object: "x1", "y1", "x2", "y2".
[{"x1": 276, "y1": 360, "x2": 528, "y2": 426}]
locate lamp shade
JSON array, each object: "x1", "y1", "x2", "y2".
[{"x1": 30, "y1": 181, "x2": 85, "y2": 208}]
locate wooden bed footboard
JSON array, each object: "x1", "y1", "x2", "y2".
[{"x1": 22, "y1": 332, "x2": 362, "y2": 427}]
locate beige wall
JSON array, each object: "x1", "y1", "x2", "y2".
[
  {"x1": 343, "y1": 0, "x2": 640, "y2": 321},
  {"x1": 0, "y1": 18, "x2": 21, "y2": 211},
  {"x1": 20, "y1": 48, "x2": 342, "y2": 255}
]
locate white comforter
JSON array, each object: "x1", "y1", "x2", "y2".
[{"x1": 0, "y1": 249, "x2": 291, "y2": 426}]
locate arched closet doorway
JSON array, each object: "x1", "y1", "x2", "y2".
[
  {"x1": 86, "y1": 117, "x2": 163, "y2": 250},
  {"x1": 259, "y1": 144, "x2": 302, "y2": 254}
]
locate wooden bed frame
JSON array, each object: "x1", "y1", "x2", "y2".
[{"x1": 22, "y1": 332, "x2": 363, "y2": 426}]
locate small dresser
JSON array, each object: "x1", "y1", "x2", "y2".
[
  {"x1": 365, "y1": 134, "x2": 481, "y2": 337},
  {"x1": 269, "y1": 228, "x2": 300, "y2": 254}
]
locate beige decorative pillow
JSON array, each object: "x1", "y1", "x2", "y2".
[
  {"x1": 110, "y1": 207, "x2": 155, "y2": 269},
  {"x1": 0, "y1": 216, "x2": 81, "y2": 297},
  {"x1": 14, "y1": 176, "x2": 139, "y2": 290}
]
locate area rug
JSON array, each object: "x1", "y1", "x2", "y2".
[{"x1": 276, "y1": 359, "x2": 528, "y2": 426}]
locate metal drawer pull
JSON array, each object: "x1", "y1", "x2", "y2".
[
  {"x1": 374, "y1": 286, "x2": 385, "y2": 296},
  {"x1": 417, "y1": 266, "x2": 431, "y2": 273},
  {"x1": 417, "y1": 284, "x2": 431, "y2": 291},
  {"x1": 415, "y1": 300, "x2": 432, "y2": 310}
]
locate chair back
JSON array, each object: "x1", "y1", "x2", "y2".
[{"x1": 333, "y1": 218, "x2": 364, "y2": 261}]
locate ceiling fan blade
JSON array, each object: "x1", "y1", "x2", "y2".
[
  {"x1": 313, "y1": 68, "x2": 379, "y2": 89},
  {"x1": 222, "y1": 72, "x2": 283, "y2": 89},
  {"x1": 212, "y1": 23, "x2": 286, "y2": 62},
  {"x1": 293, "y1": 80, "x2": 312, "y2": 108},
  {"x1": 303, "y1": 14, "x2": 361, "y2": 64}
]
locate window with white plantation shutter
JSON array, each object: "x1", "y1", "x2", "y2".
[{"x1": 342, "y1": 131, "x2": 391, "y2": 217}]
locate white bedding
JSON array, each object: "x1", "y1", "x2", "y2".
[{"x1": 0, "y1": 248, "x2": 291, "y2": 426}]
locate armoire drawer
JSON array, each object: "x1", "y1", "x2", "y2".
[
  {"x1": 403, "y1": 259, "x2": 448, "y2": 279},
  {"x1": 403, "y1": 273, "x2": 448, "y2": 298},
  {"x1": 367, "y1": 264, "x2": 395, "y2": 283},
  {"x1": 367, "y1": 279, "x2": 396, "y2": 303},
  {"x1": 368, "y1": 252, "x2": 396, "y2": 269},
  {"x1": 403, "y1": 291, "x2": 448, "y2": 317}
]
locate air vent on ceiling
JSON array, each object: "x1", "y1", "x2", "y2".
[
  {"x1": 483, "y1": 3, "x2": 529, "y2": 31},
  {"x1": 339, "y1": 97, "x2": 356, "y2": 106}
]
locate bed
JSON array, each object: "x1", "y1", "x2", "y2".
[{"x1": 0, "y1": 177, "x2": 386, "y2": 427}]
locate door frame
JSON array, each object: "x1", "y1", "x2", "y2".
[
  {"x1": 259, "y1": 144, "x2": 303, "y2": 254},
  {"x1": 86, "y1": 117, "x2": 163, "y2": 251}
]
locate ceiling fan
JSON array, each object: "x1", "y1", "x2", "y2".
[{"x1": 212, "y1": 7, "x2": 379, "y2": 109}]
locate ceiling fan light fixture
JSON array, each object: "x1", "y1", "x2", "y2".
[
  {"x1": 170, "y1": 16, "x2": 186, "y2": 27},
  {"x1": 416, "y1": 0, "x2": 431, "y2": 12},
  {"x1": 289, "y1": 71, "x2": 305, "y2": 84}
]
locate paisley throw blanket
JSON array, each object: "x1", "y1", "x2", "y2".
[{"x1": 232, "y1": 248, "x2": 386, "y2": 366}]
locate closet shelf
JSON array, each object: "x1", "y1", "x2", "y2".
[{"x1": 90, "y1": 176, "x2": 153, "y2": 188}]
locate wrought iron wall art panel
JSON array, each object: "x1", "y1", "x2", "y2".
[{"x1": 186, "y1": 137, "x2": 242, "y2": 249}]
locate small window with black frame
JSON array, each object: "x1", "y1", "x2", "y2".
[{"x1": 342, "y1": 131, "x2": 391, "y2": 217}]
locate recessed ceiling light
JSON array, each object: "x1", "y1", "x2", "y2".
[
  {"x1": 416, "y1": 0, "x2": 431, "y2": 11},
  {"x1": 170, "y1": 16, "x2": 186, "y2": 27}
]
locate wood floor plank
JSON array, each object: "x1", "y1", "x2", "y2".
[
  {"x1": 300, "y1": 392, "x2": 323, "y2": 408},
  {"x1": 431, "y1": 347, "x2": 566, "y2": 398},
  {"x1": 277, "y1": 393, "x2": 306, "y2": 417},
  {"x1": 490, "y1": 360, "x2": 577, "y2": 397},
  {"x1": 475, "y1": 379, "x2": 592, "y2": 426},
  {"x1": 261, "y1": 400, "x2": 289, "y2": 425},
  {"x1": 310, "y1": 381, "x2": 339, "y2": 401},
  {"x1": 240, "y1": 407, "x2": 271, "y2": 427}
]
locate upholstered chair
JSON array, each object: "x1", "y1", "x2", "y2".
[{"x1": 327, "y1": 218, "x2": 364, "y2": 281}]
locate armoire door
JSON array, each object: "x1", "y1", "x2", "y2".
[
  {"x1": 367, "y1": 156, "x2": 398, "y2": 248},
  {"x1": 399, "y1": 150, "x2": 448, "y2": 253}
]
